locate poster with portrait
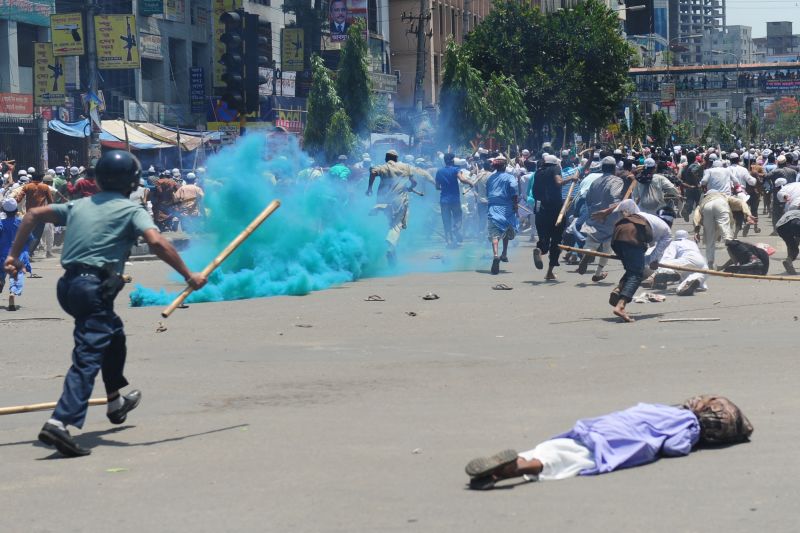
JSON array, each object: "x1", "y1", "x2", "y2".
[{"x1": 329, "y1": 0, "x2": 366, "y2": 42}]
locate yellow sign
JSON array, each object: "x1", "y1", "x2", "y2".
[
  {"x1": 213, "y1": 0, "x2": 241, "y2": 87},
  {"x1": 94, "y1": 14, "x2": 140, "y2": 69},
  {"x1": 281, "y1": 29, "x2": 304, "y2": 72},
  {"x1": 34, "y1": 42, "x2": 66, "y2": 106},
  {"x1": 51, "y1": 13, "x2": 84, "y2": 56}
]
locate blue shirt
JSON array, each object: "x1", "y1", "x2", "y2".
[
  {"x1": 0, "y1": 216, "x2": 32, "y2": 268},
  {"x1": 561, "y1": 166, "x2": 579, "y2": 200},
  {"x1": 435, "y1": 165, "x2": 461, "y2": 204},
  {"x1": 486, "y1": 171, "x2": 519, "y2": 231},
  {"x1": 556, "y1": 403, "x2": 700, "y2": 475}
]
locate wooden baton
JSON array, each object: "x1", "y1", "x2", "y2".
[
  {"x1": 555, "y1": 180, "x2": 577, "y2": 227},
  {"x1": 161, "y1": 199, "x2": 281, "y2": 318},
  {"x1": 0, "y1": 398, "x2": 107, "y2": 416}
]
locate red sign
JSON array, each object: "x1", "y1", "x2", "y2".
[{"x1": 0, "y1": 93, "x2": 34, "y2": 116}]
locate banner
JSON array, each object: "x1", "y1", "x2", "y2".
[
  {"x1": 140, "y1": 0, "x2": 164, "y2": 16},
  {"x1": 213, "y1": 0, "x2": 241, "y2": 87},
  {"x1": 139, "y1": 34, "x2": 162, "y2": 60},
  {"x1": 765, "y1": 80, "x2": 800, "y2": 91},
  {"x1": 329, "y1": 0, "x2": 366, "y2": 43},
  {"x1": 94, "y1": 15, "x2": 141, "y2": 69},
  {"x1": 0, "y1": 0, "x2": 54, "y2": 26},
  {"x1": 281, "y1": 28, "x2": 304, "y2": 72},
  {"x1": 51, "y1": 13, "x2": 84, "y2": 56},
  {"x1": 164, "y1": 0, "x2": 185, "y2": 22},
  {"x1": 660, "y1": 82, "x2": 676, "y2": 106},
  {"x1": 0, "y1": 93, "x2": 34, "y2": 116},
  {"x1": 34, "y1": 42, "x2": 65, "y2": 106},
  {"x1": 190, "y1": 67, "x2": 205, "y2": 113}
]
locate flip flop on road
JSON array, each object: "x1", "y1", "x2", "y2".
[
  {"x1": 492, "y1": 284, "x2": 513, "y2": 290},
  {"x1": 364, "y1": 295, "x2": 385, "y2": 302},
  {"x1": 465, "y1": 449, "x2": 519, "y2": 478},
  {"x1": 422, "y1": 292, "x2": 440, "y2": 300},
  {"x1": 592, "y1": 272, "x2": 608, "y2": 282}
]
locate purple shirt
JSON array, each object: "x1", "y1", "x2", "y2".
[{"x1": 556, "y1": 403, "x2": 700, "y2": 475}]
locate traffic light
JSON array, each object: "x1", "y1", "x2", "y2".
[
  {"x1": 219, "y1": 10, "x2": 245, "y2": 113},
  {"x1": 244, "y1": 13, "x2": 271, "y2": 114}
]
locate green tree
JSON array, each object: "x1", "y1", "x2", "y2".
[
  {"x1": 324, "y1": 108, "x2": 357, "y2": 161},
  {"x1": 336, "y1": 19, "x2": 372, "y2": 134},
  {"x1": 438, "y1": 40, "x2": 488, "y2": 148},
  {"x1": 650, "y1": 110, "x2": 671, "y2": 147},
  {"x1": 304, "y1": 55, "x2": 343, "y2": 156},
  {"x1": 672, "y1": 120, "x2": 696, "y2": 144},
  {"x1": 462, "y1": 0, "x2": 633, "y2": 144},
  {"x1": 484, "y1": 74, "x2": 529, "y2": 148}
]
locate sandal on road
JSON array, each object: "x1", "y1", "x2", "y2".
[
  {"x1": 492, "y1": 284, "x2": 513, "y2": 290},
  {"x1": 422, "y1": 292, "x2": 440, "y2": 300},
  {"x1": 364, "y1": 295, "x2": 385, "y2": 302},
  {"x1": 465, "y1": 449, "x2": 519, "y2": 478},
  {"x1": 592, "y1": 272, "x2": 608, "y2": 282}
]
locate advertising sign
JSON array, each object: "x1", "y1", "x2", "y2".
[
  {"x1": 190, "y1": 67, "x2": 205, "y2": 113},
  {"x1": 660, "y1": 82, "x2": 676, "y2": 106},
  {"x1": 765, "y1": 80, "x2": 800, "y2": 91},
  {"x1": 140, "y1": 0, "x2": 164, "y2": 17},
  {"x1": 213, "y1": 0, "x2": 241, "y2": 87},
  {"x1": 139, "y1": 34, "x2": 162, "y2": 59},
  {"x1": 329, "y1": 0, "x2": 366, "y2": 42},
  {"x1": 51, "y1": 13, "x2": 84, "y2": 56},
  {"x1": 34, "y1": 42, "x2": 66, "y2": 106},
  {"x1": 0, "y1": 93, "x2": 34, "y2": 116},
  {"x1": 0, "y1": 0, "x2": 54, "y2": 26},
  {"x1": 164, "y1": 0, "x2": 185, "y2": 22},
  {"x1": 94, "y1": 15, "x2": 141, "y2": 69},
  {"x1": 281, "y1": 28, "x2": 304, "y2": 72}
]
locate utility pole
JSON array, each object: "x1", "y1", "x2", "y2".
[
  {"x1": 462, "y1": 0, "x2": 471, "y2": 39},
  {"x1": 402, "y1": 3, "x2": 431, "y2": 112},
  {"x1": 84, "y1": 0, "x2": 101, "y2": 165}
]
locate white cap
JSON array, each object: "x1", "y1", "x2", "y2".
[
  {"x1": 69, "y1": 166, "x2": 79, "y2": 175},
  {"x1": 2, "y1": 198, "x2": 17, "y2": 211},
  {"x1": 712, "y1": 160, "x2": 723, "y2": 168},
  {"x1": 171, "y1": 168, "x2": 181, "y2": 176},
  {"x1": 644, "y1": 158, "x2": 656, "y2": 168},
  {"x1": 544, "y1": 154, "x2": 559, "y2": 165},
  {"x1": 613, "y1": 199, "x2": 640, "y2": 215},
  {"x1": 775, "y1": 177, "x2": 788, "y2": 187},
  {"x1": 196, "y1": 167, "x2": 206, "y2": 174},
  {"x1": 454, "y1": 157, "x2": 468, "y2": 167},
  {"x1": 46, "y1": 168, "x2": 55, "y2": 175},
  {"x1": 20, "y1": 175, "x2": 30, "y2": 183},
  {"x1": 708, "y1": 153, "x2": 718, "y2": 161},
  {"x1": 27, "y1": 167, "x2": 35, "y2": 174},
  {"x1": 778, "y1": 155, "x2": 787, "y2": 164},
  {"x1": 762, "y1": 149, "x2": 771, "y2": 157},
  {"x1": 675, "y1": 230, "x2": 689, "y2": 240},
  {"x1": 186, "y1": 172, "x2": 196, "y2": 180},
  {"x1": 521, "y1": 149, "x2": 531, "y2": 156},
  {"x1": 18, "y1": 169, "x2": 27, "y2": 176},
  {"x1": 55, "y1": 166, "x2": 65, "y2": 173}
]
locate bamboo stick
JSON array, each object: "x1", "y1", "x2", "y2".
[
  {"x1": 555, "y1": 179, "x2": 576, "y2": 227},
  {"x1": 659, "y1": 318, "x2": 720, "y2": 323},
  {"x1": 0, "y1": 398, "x2": 107, "y2": 416},
  {"x1": 557, "y1": 245, "x2": 800, "y2": 282},
  {"x1": 161, "y1": 200, "x2": 281, "y2": 318}
]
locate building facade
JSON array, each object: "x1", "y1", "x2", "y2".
[{"x1": 668, "y1": 0, "x2": 725, "y2": 65}]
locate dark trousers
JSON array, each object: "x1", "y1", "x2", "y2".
[
  {"x1": 611, "y1": 241, "x2": 646, "y2": 302},
  {"x1": 29, "y1": 222, "x2": 45, "y2": 255},
  {"x1": 535, "y1": 203, "x2": 564, "y2": 267},
  {"x1": 682, "y1": 188, "x2": 701, "y2": 219},
  {"x1": 777, "y1": 219, "x2": 800, "y2": 261},
  {"x1": 53, "y1": 270, "x2": 128, "y2": 428},
  {"x1": 440, "y1": 202, "x2": 462, "y2": 245}
]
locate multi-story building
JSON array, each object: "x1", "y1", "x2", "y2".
[
  {"x1": 668, "y1": 0, "x2": 725, "y2": 65},
  {"x1": 389, "y1": 0, "x2": 491, "y2": 112},
  {"x1": 701, "y1": 25, "x2": 755, "y2": 65}
]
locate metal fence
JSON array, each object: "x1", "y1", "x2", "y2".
[{"x1": 0, "y1": 117, "x2": 41, "y2": 171}]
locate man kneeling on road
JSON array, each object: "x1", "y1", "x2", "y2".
[{"x1": 4, "y1": 150, "x2": 207, "y2": 457}]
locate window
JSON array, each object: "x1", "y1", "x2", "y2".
[
  {"x1": 439, "y1": 4, "x2": 443, "y2": 35},
  {"x1": 368, "y1": 0, "x2": 377, "y2": 33},
  {"x1": 16, "y1": 23, "x2": 38, "y2": 68}
]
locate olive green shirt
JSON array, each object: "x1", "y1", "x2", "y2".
[{"x1": 50, "y1": 192, "x2": 157, "y2": 275}]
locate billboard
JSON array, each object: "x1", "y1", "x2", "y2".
[
  {"x1": 0, "y1": 0, "x2": 54, "y2": 26},
  {"x1": 0, "y1": 93, "x2": 34, "y2": 116},
  {"x1": 164, "y1": 0, "x2": 185, "y2": 23},
  {"x1": 34, "y1": 42, "x2": 66, "y2": 106},
  {"x1": 329, "y1": 0, "x2": 366, "y2": 42},
  {"x1": 213, "y1": 0, "x2": 241, "y2": 87},
  {"x1": 140, "y1": 0, "x2": 164, "y2": 16},
  {"x1": 94, "y1": 15, "x2": 141, "y2": 69},
  {"x1": 281, "y1": 28, "x2": 304, "y2": 72},
  {"x1": 51, "y1": 13, "x2": 84, "y2": 56}
]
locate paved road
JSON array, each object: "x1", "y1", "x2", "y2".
[{"x1": 2, "y1": 221, "x2": 799, "y2": 532}]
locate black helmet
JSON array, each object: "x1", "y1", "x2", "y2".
[{"x1": 95, "y1": 150, "x2": 141, "y2": 193}]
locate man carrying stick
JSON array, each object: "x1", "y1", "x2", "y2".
[
  {"x1": 578, "y1": 156, "x2": 624, "y2": 282},
  {"x1": 532, "y1": 154, "x2": 579, "y2": 280},
  {"x1": 3, "y1": 150, "x2": 207, "y2": 457}
]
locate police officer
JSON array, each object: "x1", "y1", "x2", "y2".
[{"x1": 3, "y1": 150, "x2": 207, "y2": 457}]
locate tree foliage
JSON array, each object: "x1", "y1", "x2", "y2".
[
  {"x1": 336, "y1": 19, "x2": 372, "y2": 134},
  {"x1": 324, "y1": 109, "x2": 357, "y2": 161},
  {"x1": 461, "y1": 0, "x2": 634, "y2": 144},
  {"x1": 304, "y1": 55, "x2": 343, "y2": 156},
  {"x1": 650, "y1": 110, "x2": 671, "y2": 147},
  {"x1": 439, "y1": 40, "x2": 488, "y2": 148},
  {"x1": 764, "y1": 97, "x2": 800, "y2": 142},
  {"x1": 484, "y1": 74, "x2": 529, "y2": 147}
]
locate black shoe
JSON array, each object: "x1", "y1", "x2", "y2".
[
  {"x1": 38, "y1": 422, "x2": 91, "y2": 457},
  {"x1": 609, "y1": 288, "x2": 621, "y2": 307},
  {"x1": 499, "y1": 255, "x2": 509, "y2": 263},
  {"x1": 107, "y1": 390, "x2": 142, "y2": 425},
  {"x1": 576, "y1": 254, "x2": 591, "y2": 275},
  {"x1": 677, "y1": 279, "x2": 700, "y2": 296},
  {"x1": 533, "y1": 248, "x2": 544, "y2": 270},
  {"x1": 490, "y1": 258, "x2": 500, "y2": 275}
]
